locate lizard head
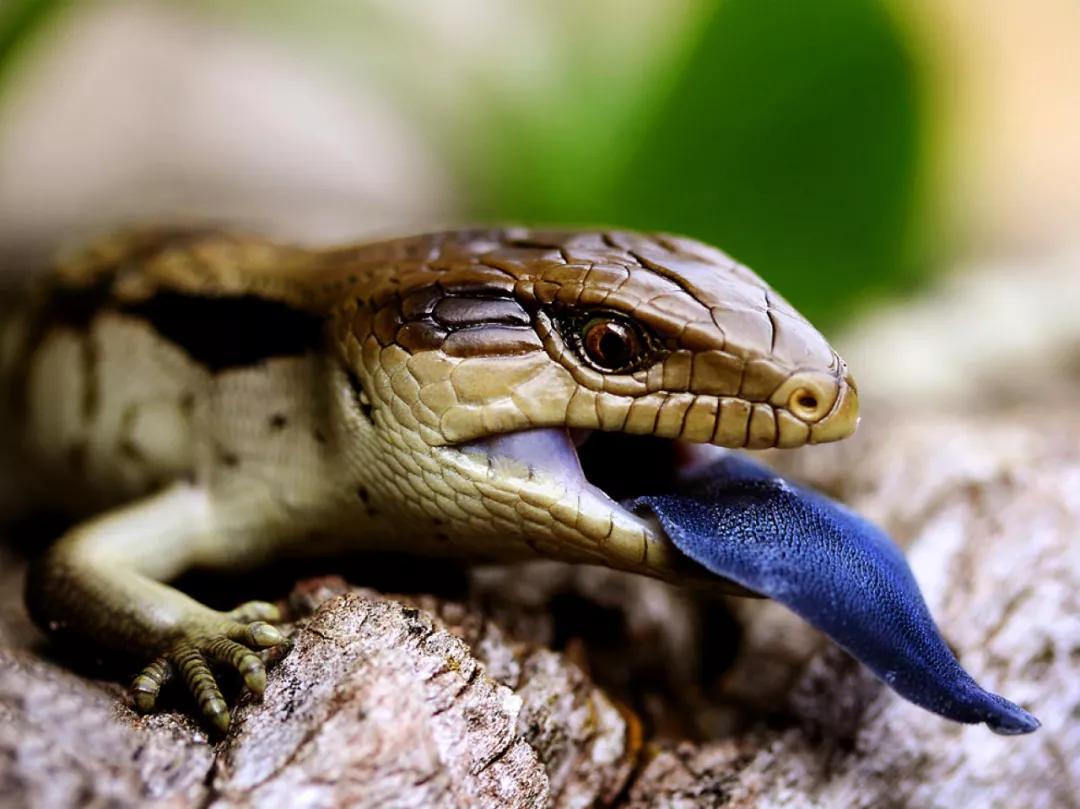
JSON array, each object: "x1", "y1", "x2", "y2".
[{"x1": 335, "y1": 229, "x2": 858, "y2": 579}]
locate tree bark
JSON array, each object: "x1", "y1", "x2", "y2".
[{"x1": 2, "y1": 407, "x2": 1078, "y2": 808}]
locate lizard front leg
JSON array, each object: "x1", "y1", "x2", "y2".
[{"x1": 24, "y1": 482, "x2": 286, "y2": 731}]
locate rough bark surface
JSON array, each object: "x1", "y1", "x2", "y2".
[{"x1": 2, "y1": 407, "x2": 1078, "y2": 808}]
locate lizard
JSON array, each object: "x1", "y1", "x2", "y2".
[{"x1": 0, "y1": 226, "x2": 1037, "y2": 735}]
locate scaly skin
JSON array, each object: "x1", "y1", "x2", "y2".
[{"x1": 4, "y1": 227, "x2": 858, "y2": 730}]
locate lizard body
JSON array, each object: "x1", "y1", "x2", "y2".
[{"x1": 4, "y1": 226, "x2": 862, "y2": 730}]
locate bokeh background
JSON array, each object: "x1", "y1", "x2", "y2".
[{"x1": 2, "y1": 0, "x2": 1079, "y2": 334}]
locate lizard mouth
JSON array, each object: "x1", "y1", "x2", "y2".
[
  {"x1": 457, "y1": 426, "x2": 1041, "y2": 736},
  {"x1": 459, "y1": 427, "x2": 701, "y2": 544}
]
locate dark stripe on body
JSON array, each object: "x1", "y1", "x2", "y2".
[
  {"x1": 120, "y1": 293, "x2": 325, "y2": 371},
  {"x1": 11, "y1": 281, "x2": 326, "y2": 434}
]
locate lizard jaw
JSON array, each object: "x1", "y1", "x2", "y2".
[
  {"x1": 460, "y1": 427, "x2": 659, "y2": 533},
  {"x1": 455, "y1": 427, "x2": 716, "y2": 575}
]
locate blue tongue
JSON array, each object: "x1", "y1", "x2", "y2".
[{"x1": 624, "y1": 454, "x2": 1039, "y2": 735}]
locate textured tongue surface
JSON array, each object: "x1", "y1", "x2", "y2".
[{"x1": 624, "y1": 454, "x2": 1039, "y2": 735}]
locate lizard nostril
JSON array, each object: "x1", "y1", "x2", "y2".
[{"x1": 789, "y1": 387, "x2": 823, "y2": 420}]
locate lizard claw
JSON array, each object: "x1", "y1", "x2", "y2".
[{"x1": 130, "y1": 606, "x2": 287, "y2": 732}]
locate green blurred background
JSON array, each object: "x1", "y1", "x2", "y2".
[{"x1": 1, "y1": 0, "x2": 1077, "y2": 332}]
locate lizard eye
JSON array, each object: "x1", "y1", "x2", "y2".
[{"x1": 578, "y1": 314, "x2": 648, "y2": 373}]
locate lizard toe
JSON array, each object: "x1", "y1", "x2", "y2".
[
  {"x1": 204, "y1": 636, "x2": 268, "y2": 694},
  {"x1": 172, "y1": 639, "x2": 231, "y2": 732},
  {"x1": 226, "y1": 600, "x2": 281, "y2": 624},
  {"x1": 131, "y1": 656, "x2": 173, "y2": 713},
  {"x1": 227, "y1": 619, "x2": 285, "y2": 649}
]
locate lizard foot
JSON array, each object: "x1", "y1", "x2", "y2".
[{"x1": 130, "y1": 601, "x2": 286, "y2": 732}]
